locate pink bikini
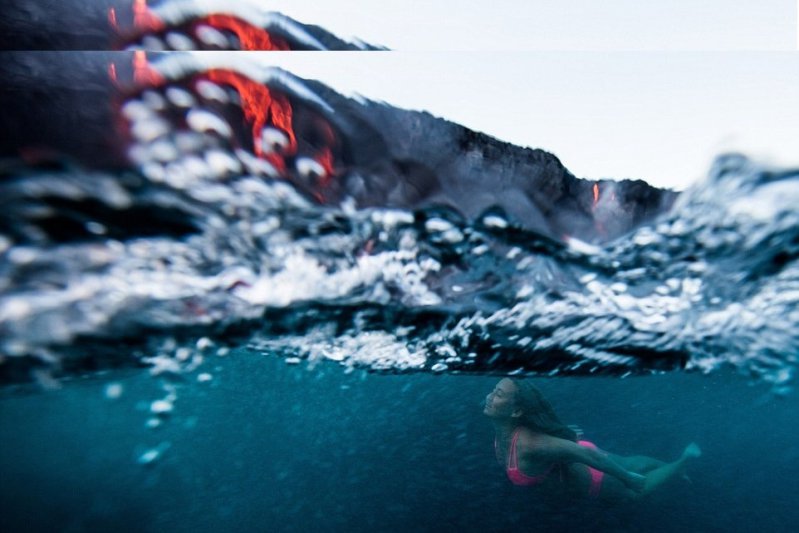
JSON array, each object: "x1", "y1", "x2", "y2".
[{"x1": 500, "y1": 428, "x2": 605, "y2": 498}]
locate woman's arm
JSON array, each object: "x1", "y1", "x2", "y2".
[{"x1": 538, "y1": 437, "x2": 646, "y2": 493}]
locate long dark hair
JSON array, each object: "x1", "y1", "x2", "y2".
[{"x1": 511, "y1": 380, "x2": 577, "y2": 442}]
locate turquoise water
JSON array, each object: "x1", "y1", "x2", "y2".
[{"x1": 2, "y1": 350, "x2": 797, "y2": 532}]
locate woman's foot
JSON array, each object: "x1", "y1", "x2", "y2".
[
  {"x1": 682, "y1": 442, "x2": 702, "y2": 460},
  {"x1": 678, "y1": 443, "x2": 701, "y2": 483}
]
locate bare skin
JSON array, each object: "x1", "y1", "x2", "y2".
[{"x1": 485, "y1": 379, "x2": 701, "y2": 501}]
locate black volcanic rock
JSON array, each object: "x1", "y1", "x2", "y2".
[
  {"x1": 0, "y1": 0, "x2": 385, "y2": 51},
  {"x1": 301, "y1": 80, "x2": 677, "y2": 241},
  {"x1": 1, "y1": 52, "x2": 677, "y2": 246}
]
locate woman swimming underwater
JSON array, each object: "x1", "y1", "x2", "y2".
[{"x1": 485, "y1": 379, "x2": 701, "y2": 501}]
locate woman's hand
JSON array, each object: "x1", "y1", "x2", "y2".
[{"x1": 624, "y1": 472, "x2": 647, "y2": 493}]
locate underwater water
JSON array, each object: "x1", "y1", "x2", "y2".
[
  {"x1": 1, "y1": 352, "x2": 798, "y2": 532},
  {"x1": 4, "y1": 148, "x2": 799, "y2": 530}
]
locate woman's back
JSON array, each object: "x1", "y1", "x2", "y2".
[{"x1": 504, "y1": 426, "x2": 625, "y2": 500}]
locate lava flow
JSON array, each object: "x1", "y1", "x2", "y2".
[
  {"x1": 118, "y1": 64, "x2": 343, "y2": 203},
  {"x1": 194, "y1": 14, "x2": 290, "y2": 50},
  {"x1": 112, "y1": 1, "x2": 294, "y2": 50},
  {"x1": 203, "y1": 69, "x2": 297, "y2": 171},
  {"x1": 133, "y1": 51, "x2": 164, "y2": 86},
  {"x1": 132, "y1": 0, "x2": 164, "y2": 33}
]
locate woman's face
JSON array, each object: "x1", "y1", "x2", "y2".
[{"x1": 483, "y1": 378, "x2": 518, "y2": 418}]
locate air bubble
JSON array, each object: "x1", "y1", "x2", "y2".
[
  {"x1": 131, "y1": 117, "x2": 169, "y2": 142},
  {"x1": 482, "y1": 215, "x2": 508, "y2": 229},
  {"x1": 141, "y1": 36, "x2": 165, "y2": 51},
  {"x1": 149, "y1": 139, "x2": 178, "y2": 162},
  {"x1": 195, "y1": 79, "x2": 229, "y2": 103},
  {"x1": 141, "y1": 90, "x2": 165, "y2": 111},
  {"x1": 205, "y1": 150, "x2": 242, "y2": 176},
  {"x1": 150, "y1": 399, "x2": 173, "y2": 415},
  {"x1": 104, "y1": 383, "x2": 123, "y2": 399},
  {"x1": 165, "y1": 86, "x2": 195, "y2": 108},
  {"x1": 194, "y1": 25, "x2": 229, "y2": 49},
  {"x1": 261, "y1": 127, "x2": 290, "y2": 155},
  {"x1": 86, "y1": 221, "x2": 108, "y2": 235},
  {"x1": 121, "y1": 100, "x2": 152, "y2": 121},
  {"x1": 296, "y1": 157, "x2": 326, "y2": 181},
  {"x1": 165, "y1": 32, "x2": 196, "y2": 51},
  {"x1": 138, "y1": 449, "x2": 160, "y2": 465},
  {"x1": 137, "y1": 442, "x2": 170, "y2": 465},
  {"x1": 186, "y1": 109, "x2": 232, "y2": 138},
  {"x1": 196, "y1": 337, "x2": 213, "y2": 350}
]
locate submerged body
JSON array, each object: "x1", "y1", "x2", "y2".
[
  {"x1": 499, "y1": 428, "x2": 606, "y2": 497},
  {"x1": 485, "y1": 379, "x2": 700, "y2": 501}
]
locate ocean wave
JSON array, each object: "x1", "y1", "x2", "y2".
[{"x1": 0, "y1": 56, "x2": 796, "y2": 389}]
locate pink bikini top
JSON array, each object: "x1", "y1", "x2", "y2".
[
  {"x1": 497, "y1": 429, "x2": 605, "y2": 497},
  {"x1": 500, "y1": 428, "x2": 557, "y2": 486}
]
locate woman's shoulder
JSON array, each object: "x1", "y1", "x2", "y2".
[
  {"x1": 516, "y1": 428, "x2": 571, "y2": 456},
  {"x1": 515, "y1": 427, "x2": 555, "y2": 447}
]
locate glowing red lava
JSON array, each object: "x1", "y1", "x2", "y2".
[
  {"x1": 196, "y1": 14, "x2": 290, "y2": 51},
  {"x1": 133, "y1": 0, "x2": 164, "y2": 32},
  {"x1": 203, "y1": 69, "x2": 297, "y2": 171},
  {"x1": 108, "y1": 7, "x2": 119, "y2": 31},
  {"x1": 108, "y1": 63, "x2": 118, "y2": 84},
  {"x1": 132, "y1": 50, "x2": 164, "y2": 86},
  {"x1": 315, "y1": 147, "x2": 335, "y2": 187}
]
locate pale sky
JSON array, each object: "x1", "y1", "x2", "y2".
[
  {"x1": 261, "y1": 0, "x2": 797, "y2": 52},
  {"x1": 194, "y1": 1, "x2": 798, "y2": 189}
]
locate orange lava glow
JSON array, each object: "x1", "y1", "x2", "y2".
[
  {"x1": 108, "y1": 63, "x2": 118, "y2": 85},
  {"x1": 592, "y1": 183, "x2": 600, "y2": 207},
  {"x1": 204, "y1": 69, "x2": 297, "y2": 168},
  {"x1": 133, "y1": 0, "x2": 164, "y2": 32},
  {"x1": 108, "y1": 8, "x2": 119, "y2": 31},
  {"x1": 316, "y1": 147, "x2": 335, "y2": 187},
  {"x1": 197, "y1": 14, "x2": 290, "y2": 50},
  {"x1": 132, "y1": 50, "x2": 164, "y2": 86}
]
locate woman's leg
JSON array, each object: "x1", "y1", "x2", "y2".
[
  {"x1": 608, "y1": 454, "x2": 667, "y2": 474},
  {"x1": 641, "y1": 443, "x2": 701, "y2": 495}
]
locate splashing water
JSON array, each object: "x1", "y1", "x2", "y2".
[{"x1": 0, "y1": 57, "x2": 797, "y2": 391}]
